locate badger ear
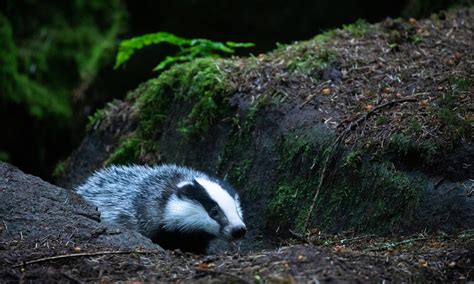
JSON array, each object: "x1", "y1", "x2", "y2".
[
  {"x1": 177, "y1": 180, "x2": 194, "y2": 188},
  {"x1": 176, "y1": 180, "x2": 194, "y2": 198}
]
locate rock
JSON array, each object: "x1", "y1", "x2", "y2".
[{"x1": 0, "y1": 162, "x2": 159, "y2": 250}]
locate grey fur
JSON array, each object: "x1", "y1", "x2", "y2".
[{"x1": 75, "y1": 164, "x2": 245, "y2": 252}]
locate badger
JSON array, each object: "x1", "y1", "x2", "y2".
[{"x1": 76, "y1": 164, "x2": 246, "y2": 253}]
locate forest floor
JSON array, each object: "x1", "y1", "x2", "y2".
[
  {"x1": 0, "y1": 158, "x2": 472, "y2": 282},
  {"x1": 2, "y1": 232, "x2": 473, "y2": 282}
]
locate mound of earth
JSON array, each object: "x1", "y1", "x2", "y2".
[
  {"x1": 1, "y1": 162, "x2": 472, "y2": 282},
  {"x1": 57, "y1": 7, "x2": 473, "y2": 251}
]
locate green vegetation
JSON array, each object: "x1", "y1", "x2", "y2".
[
  {"x1": 268, "y1": 128, "x2": 334, "y2": 230},
  {"x1": 435, "y1": 77, "x2": 472, "y2": 143},
  {"x1": 274, "y1": 30, "x2": 338, "y2": 78},
  {"x1": 267, "y1": 129, "x2": 425, "y2": 233},
  {"x1": 0, "y1": 1, "x2": 126, "y2": 177},
  {"x1": 1, "y1": 1, "x2": 125, "y2": 119},
  {"x1": 219, "y1": 98, "x2": 262, "y2": 189},
  {"x1": 387, "y1": 133, "x2": 439, "y2": 165},
  {"x1": 136, "y1": 57, "x2": 231, "y2": 139},
  {"x1": 0, "y1": 13, "x2": 70, "y2": 118},
  {"x1": 52, "y1": 160, "x2": 67, "y2": 180},
  {"x1": 86, "y1": 108, "x2": 106, "y2": 132},
  {"x1": 286, "y1": 47, "x2": 337, "y2": 77},
  {"x1": 106, "y1": 57, "x2": 233, "y2": 162},
  {"x1": 342, "y1": 19, "x2": 371, "y2": 37},
  {"x1": 115, "y1": 32, "x2": 254, "y2": 71},
  {"x1": 106, "y1": 136, "x2": 142, "y2": 165}
]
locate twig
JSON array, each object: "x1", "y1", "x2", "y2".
[
  {"x1": 12, "y1": 250, "x2": 161, "y2": 268},
  {"x1": 195, "y1": 268, "x2": 249, "y2": 283},
  {"x1": 289, "y1": 229, "x2": 310, "y2": 244},
  {"x1": 339, "y1": 234, "x2": 376, "y2": 244},
  {"x1": 365, "y1": 237, "x2": 427, "y2": 252},
  {"x1": 337, "y1": 97, "x2": 418, "y2": 140},
  {"x1": 304, "y1": 150, "x2": 332, "y2": 233}
]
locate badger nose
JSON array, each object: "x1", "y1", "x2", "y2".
[{"x1": 231, "y1": 226, "x2": 247, "y2": 239}]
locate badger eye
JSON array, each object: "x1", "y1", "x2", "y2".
[{"x1": 209, "y1": 207, "x2": 219, "y2": 218}]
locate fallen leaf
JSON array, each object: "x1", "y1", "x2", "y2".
[
  {"x1": 333, "y1": 245, "x2": 344, "y2": 253},
  {"x1": 418, "y1": 259, "x2": 428, "y2": 268},
  {"x1": 297, "y1": 255, "x2": 307, "y2": 262},
  {"x1": 194, "y1": 262, "x2": 209, "y2": 270},
  {"x1": 322, "y1": 88, "x2": 331, "y2": 96},
  {"x1": 420, "y1": 100, "x2": 429, "y2": 108},
  {"x1": 366, "y1": 104, "x2": 374, "y2": 111}
]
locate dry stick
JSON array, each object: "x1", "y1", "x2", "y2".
[
  {"x1": 195, "y1": 268, "x2": 250, "y2": 284},
  {"x1": 365, "y1": 236, "x2": 427, "y2": 252},
  {"x1": 12, "y1": 250, "x2": 161, "y2": 268},
  {"x1": 289, "y1": 229, "x2": 311, "y2": 244},
  {"x1": 303, "y1": 150, "x2": 332, "y2": 233},
  {"x1": 302, "y1": 97, "x2": 420, "y2": 233}
]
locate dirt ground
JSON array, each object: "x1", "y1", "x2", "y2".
[
  {"x1": 1, "y1": 162, "x2": 472, "y2": 282},
  {"x1": 1, "y1": 233, "x2": 473, "y2": 282}
]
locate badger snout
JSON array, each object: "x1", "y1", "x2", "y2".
[{"x1": 230, "y1": 225, "x2": 247, "y2": 239}]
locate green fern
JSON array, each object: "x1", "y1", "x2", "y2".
[{"x1": 114, "y1": 32, "x2": 254, "y2": 71}]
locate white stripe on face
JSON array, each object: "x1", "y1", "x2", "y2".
[
  {"x1": 163, "y1": 195, "x2": 219, "y2": 235},
  {"x1": 195, "y1": 177, "x2": 245, "y2": 227}
]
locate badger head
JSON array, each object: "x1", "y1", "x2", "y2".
[{"x1": 163, "y1": 177, "x2": 246, "y2": 241}]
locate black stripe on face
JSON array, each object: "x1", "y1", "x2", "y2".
[{"x1": 176, "y1": 180, "x2": 219, "y2": 214}]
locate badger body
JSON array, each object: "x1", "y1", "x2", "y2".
[{"x1": 76, "y1": 164, "x2": 246, "y2": 253}]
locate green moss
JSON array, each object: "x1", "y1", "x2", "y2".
[
  {"x1": 52, "y1": 160, "x2": 67, "y2": 179},
  {"x1": 268, "y1": 129, "x2": 426, "y2": 234},
  {"x1": 137, "y1": 57, "x2": 231, "y2": 141},
  {"x1": 342, "y1": 19, "x2": 370, "y2": 37},
  {"x1": 270, "y1": 29, "x2": 338, "y2": 79},
  {"x1": 387, "y1": 133, "x2": 439, "y2": 164},
  {"x1": 268, "y1": 127, "x2": 334, "y2": 231},
  {"x1": 434, "y1": 79, "x2": 471, "y2": 142},
  {"x1": 343, "y1": 150, "x2": 363, "y2": 169},
  {"x1": 407, "y1": 119, "x2": 422, "y2": 134},
  {"x1": 220, "y1": 98, "x2": 262, "y2": 189},
  {"x1": 322, "y1": 161, "x2": 425, "y2": 232},
  {"x1": 449, "y1": 77, "x2": 471, "y2": 92},
  {"x1": 106, "y1": 136, "x2": 142, "y2": 166},
  {"x1": 86, "y1": 108, "x2": 105, "y2": 132},
  {"x1": 286, "y1": 48, "x2": 338, "y2": 77},
  {"x1": 105, "y1": 58, "x2": 232, "y2": 165},
  {"x1": 375, "y1": 115, "x2": 389, "y2": 126}
]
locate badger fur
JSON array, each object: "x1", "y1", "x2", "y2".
[{"x1": 76, "y1": 164, "x2": 246, "y2": 253}]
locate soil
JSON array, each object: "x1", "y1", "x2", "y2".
[{"x1": 1, "y1": 162, "x2": 473, "y2": 282}]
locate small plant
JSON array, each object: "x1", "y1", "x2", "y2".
[
  {"x1": 114, "y1": 32, "x2": 254, "y2": 71},
  {"x1": 342, "y1": 19, "x2": 370, "y2": 37}
]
